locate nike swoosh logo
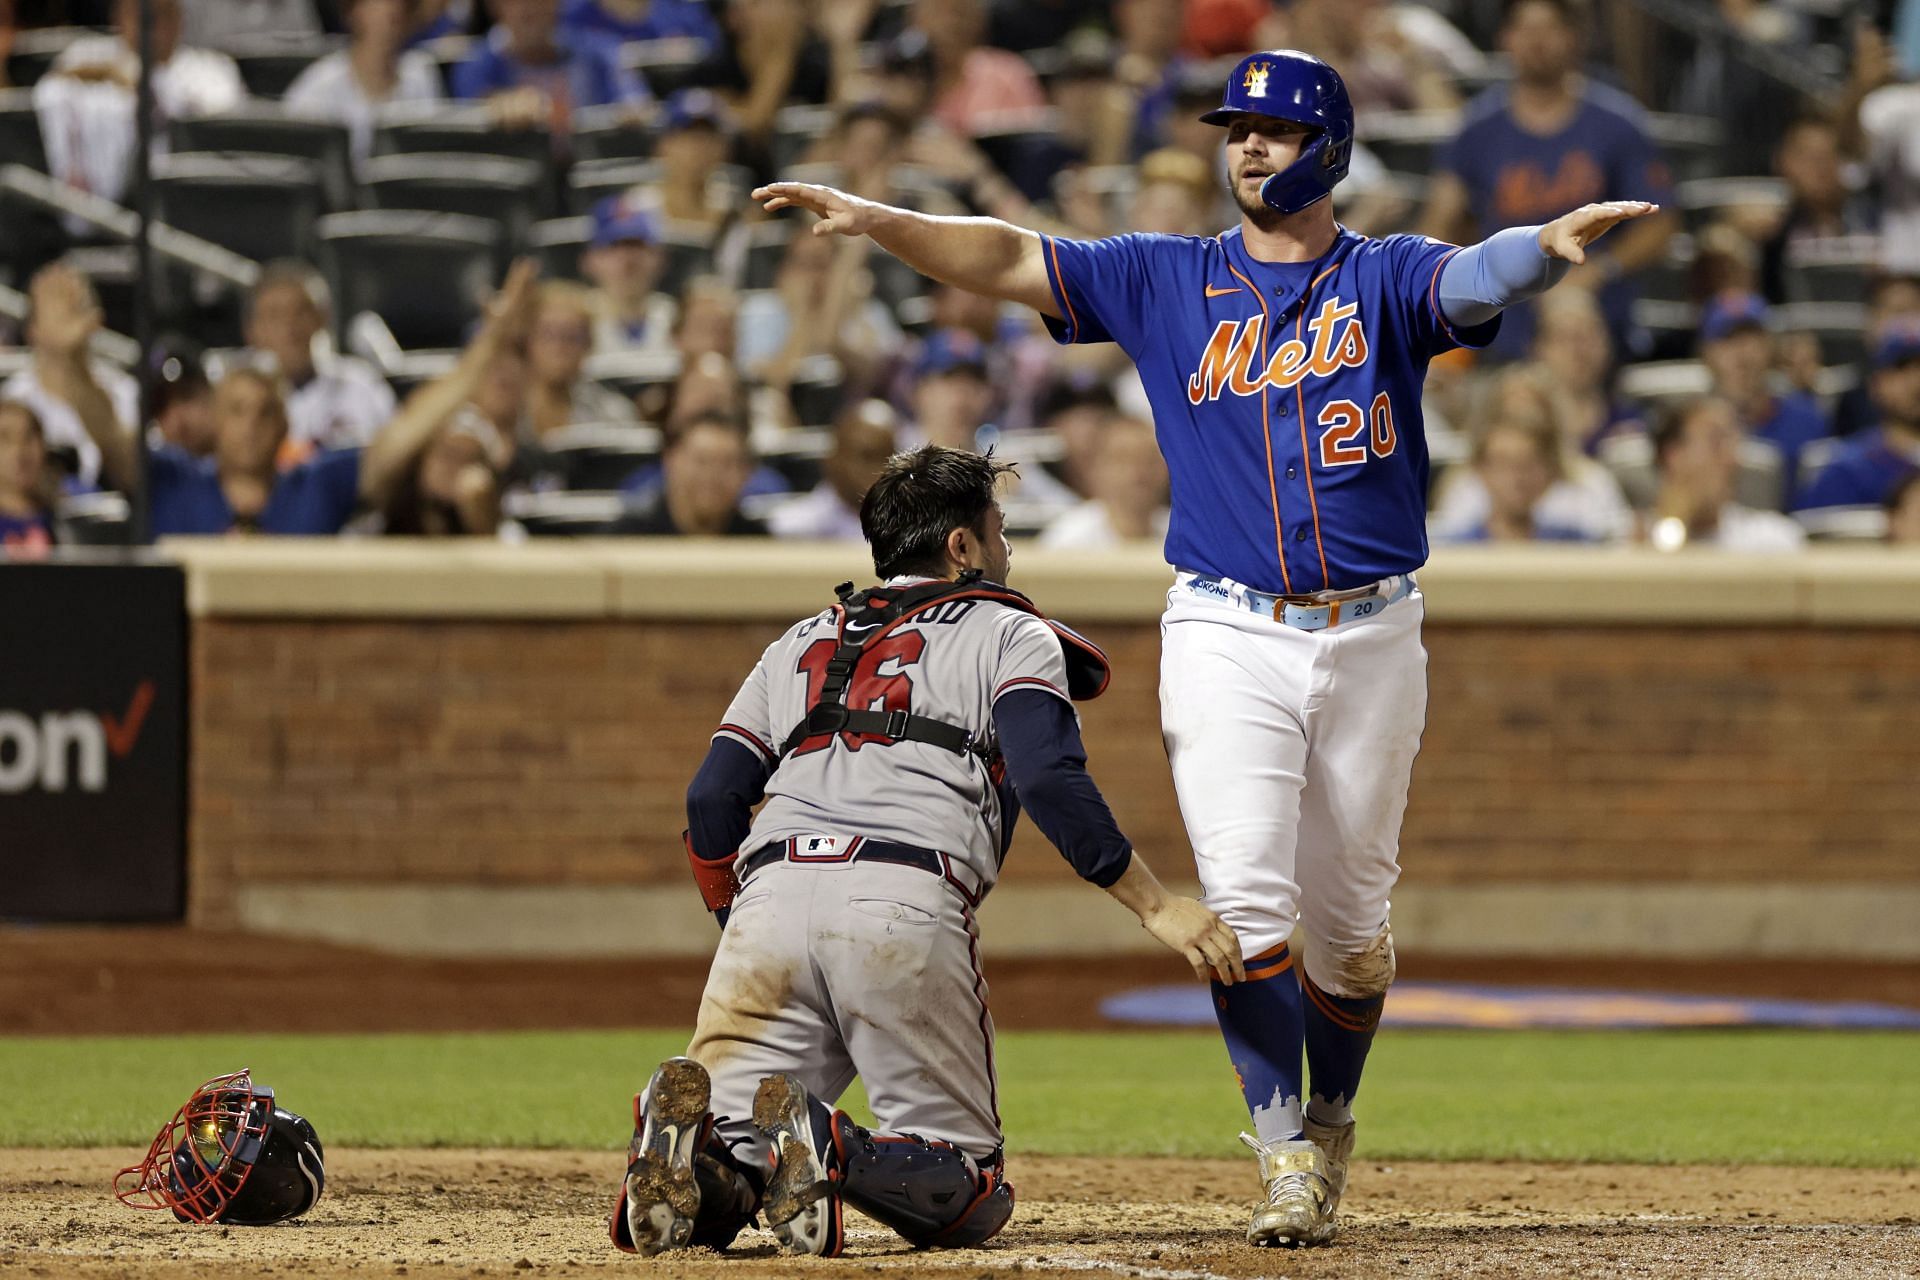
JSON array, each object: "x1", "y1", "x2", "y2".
[
  {"x1": 102, "y1": 679, "x2": 155, "y2": 759},
  {"x1": 1205, "y1": 284, "x2": 1242, "y2": 298},
  {"x1": 845, "y1": 620, "x2": 879, "y2": 635}
]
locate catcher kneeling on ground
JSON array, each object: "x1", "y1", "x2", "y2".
[{"x1": 610, "y1": 445, "x2": 1244, "y2": 1258}]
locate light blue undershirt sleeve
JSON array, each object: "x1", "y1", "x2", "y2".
[{"x1": 1436, "y1": 225, "x2": 1572, "y2": 328}]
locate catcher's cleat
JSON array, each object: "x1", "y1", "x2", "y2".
[
  {"x1": 1240, "y1": 1132, "x2": 1337, "y2": 1248},
  {"x1": 618, "y1": 1057, "x2": 712, "y2": 1256},
  {"x1": 1302, "y1": 1114, "x2": 1356, "y2": 1216},
  {"x1": 752, "y1": 1073, "x2": 844, "y2": 1257}
]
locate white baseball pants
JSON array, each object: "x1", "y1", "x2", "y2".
[{"x1": 1158, "y1": 578, "x2": 1428, "y2": 994}]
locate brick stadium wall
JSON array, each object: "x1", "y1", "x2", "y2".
[{"x1": 188, "y1": 616, "x2": 1920, "y2": 927}]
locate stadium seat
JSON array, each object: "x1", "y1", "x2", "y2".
[
  {"x1": 1617, "y1": 359, "x2": 1712, "y2": 410},
  {"x1": 656, "y1": 220, "x2": 720, "y2": 299},
  {"x1": 1632, "y1": 299, "x2": 1702, "y2": 359},
  {"x1": 3, "y1": 27, "x2": 87, "y2": 90},
  {"x1": 1772, "y1": 302, "x2": 1871, "y2": 368},
  {"x1": 373, "y1": 106, "x2": 557, "y2": 213},
  {"x1": 503, "y1": 489, "x2": 627, "y2": 536},
  {"x1": 1354, "y1": 110, "x2": 1457, "y2": 176},
  {"x1": 535, "y1": 421, "x2": 665, "y2": 490},
  {"x1": 1675, "y1": 177, "x2": 1788, "y2": 231},
  {"x1": 230, "y1": 36, "x2": 341, "y2": 99},
  {"x1": 585, "y1": 349, "x2": 680, "y2": 401},
  {"x1": 1794, "y1": 504, "x2": 1887, "y2": 542},
  {"x1": 170, "y1": 111, "x2": 355, "y2": 210},
  {"x1": 1638, "y1": 234, "x2": 1695, "y2": 305},
  {"x1": 317, "y1": 210, "x2": 498, "y2": 351},
  {"x1": 362, "y1": 153, "x2": 543, "y2": 254},
  {"x1": 572, "y1": 103, "x2": 656, "y2": 163},
  {"x1": 771, "y1": 104, "x2": 836, "y2": 171},
  {"x1": 783, "y1": 355, "x2": 844, "y2": 429},
  {"x1": 1733, "y1": 438, "x2": 1786, "y2": 512},
  {"x1": 153, "y1": 152, "x2": 324, "y2": 263},
  {"x1": 567, "y1": 157, "x2": 661, "y2": 215},
  {"x1": 58, "y1": 490, "x2": 132, "y2": 546},
  {"x1": 1647, "y1": 114, "x2": 1723, "y2": 183},
  {"x1": 0, "y1": 88, "x2": 49, "y2": 171},
  {"x1": 741, "y1": 220, "x2": 791, "y2": 290},
  {"x1": 528, "y1": 216, "x2": 591, "y2": 281},
  {"x1": 619, "y1": 37, "x2": 709, "y2": 98},
  {"x1": 1781, "y1": 244, "x2": 1877, "y2": 304},
  {"x1": 758, "y1": 427, "x2": 832, "y2": 492}
]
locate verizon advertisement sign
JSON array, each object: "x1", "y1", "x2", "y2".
[{"x1": 1, "y1": 561, "x2": 185, "y2": 920}]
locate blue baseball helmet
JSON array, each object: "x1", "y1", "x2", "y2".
[{"x1": 1199, "y1": 49, "x2": 1354, "y2": 215}]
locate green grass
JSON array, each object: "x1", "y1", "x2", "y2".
[{"x1": 2, "y1": 1029, "x2": 1914, "y2": 1166}]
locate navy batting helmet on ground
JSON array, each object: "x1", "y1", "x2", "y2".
[{"x1": 1199, "y1": 49, "x2": 1354, "y2": 215}]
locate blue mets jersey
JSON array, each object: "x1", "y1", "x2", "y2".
[{"x1": 1041, "y1": 226, "x2": 1496, "y2": 595}]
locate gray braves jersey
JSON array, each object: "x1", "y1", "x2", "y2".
[{"x1": 712, "y1": 578, "x2": 1073, "y2": 895}]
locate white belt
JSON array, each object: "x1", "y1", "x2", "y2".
[{"x1": 1175, "y1": 571, "x2": 1414, "y2": 631}]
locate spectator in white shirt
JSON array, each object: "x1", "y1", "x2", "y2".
[
  {"x1": 1039, "y1": 414, "x2": 1170, "y2": 549},
  {"x1": 33, "y1": 0, "x2": 245, "y2": 207},
  {"x1": 0, "y1": 264, "x2": 141, "y2": 493},
  {"x1": 581, "y1": 194, "x2": 676, "y2": 354},
  {"x1": 237, "y1": 261, "x2": 397, "y2": 459},
  {"x1": 283, "y1": 0, "x2": 444, "y2": 176},
  {"x1": 767, "y1": 399, "x2": 898, "y2": 541},
  {"x1": 1642, "y1": 396, "x2": 1807, "y2": 553}
]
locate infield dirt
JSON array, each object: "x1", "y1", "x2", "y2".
[{"x1": 5, "y1": 1147, "x2": 1918, "y2": 1280}]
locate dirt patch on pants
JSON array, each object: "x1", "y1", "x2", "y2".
[{"x1": 5, "y1": 1148, "x2": 1916, "y2": 1280}]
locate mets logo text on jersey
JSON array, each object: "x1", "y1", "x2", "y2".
[
  {"x1": 1186, "y1": 296, "x2": 1370, "y2": 405},
  {"x1": 1243, "y1": 61, "x2": 1271, "y2": 96}
]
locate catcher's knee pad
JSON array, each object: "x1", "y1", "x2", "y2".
[{"x1": 828, "y1": 1112, "x2": 1015, "y2": 1249}]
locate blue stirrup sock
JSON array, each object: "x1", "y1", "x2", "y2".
[
  {"x1": 1211, "y1": 940, "x2": 1306, "y2": 1143},
  {"x1": 1300, "y1": 965, "x2": 1385, "y2": 1128}
]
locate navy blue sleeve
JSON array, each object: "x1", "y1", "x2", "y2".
[
  {"x1": 685, "y1": 736, "x2": 771, "y2": 862},
  {"x1": 992, "y1": 687, "x2": 1132, "y2": 888}
]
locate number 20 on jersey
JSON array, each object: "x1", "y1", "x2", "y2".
[{"x1": 1317, "y1": 391, "x2": 1397, "y2": 468}]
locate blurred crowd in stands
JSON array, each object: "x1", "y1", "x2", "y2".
[{"x1": 2, "y1": 0, "x2": 1920, "y2": 557}]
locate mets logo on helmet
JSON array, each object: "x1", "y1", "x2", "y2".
[{"x1": 1243, "y1": 61, "x2": 1271, "y2": 96}]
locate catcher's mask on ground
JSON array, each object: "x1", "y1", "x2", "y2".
[{"x1": 113, "y1": 1068, "x2": 326, "y2": 1225}]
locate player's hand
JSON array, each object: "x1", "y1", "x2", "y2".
[
  {"x1": 1537, "y1": 201, "x2": 1660, "y2": 266},
  {"x1": 1141, "y1": 897, "x2": 1246, "y2": 985},
  {"x1": 753, "y1": 182, "x2": 883, "y2": 238}
]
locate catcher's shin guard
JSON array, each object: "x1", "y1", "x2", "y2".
[{"x1": 829, "y1": 1111, "x2": 1015, "y2": 1249}]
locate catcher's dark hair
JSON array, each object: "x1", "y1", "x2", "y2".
[{"x1": 861, "y1": 444, "x2": 1016, "y2": 579}]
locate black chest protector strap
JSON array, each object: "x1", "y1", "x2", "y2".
[
  {"x1": 778, "y1": 572, "x2": 996, "y2": 761},
  {"x1": 775, "y1": 572, "x2": 1115, "y2": 761}
]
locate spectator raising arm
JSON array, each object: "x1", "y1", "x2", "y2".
[
  {"x1": 359, "y1": 259, "x2": 539, "y2": 508},
  {"x1": 29, "y1": 265, "x2": 137, "y2": 495}
]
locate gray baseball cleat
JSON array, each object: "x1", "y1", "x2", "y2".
[
  {"x1": 1302, "y1": 1113, "x2": 1356, "y2": 1216},
  {"x1": 1240, "y1": 1131, "x2": 1338, "y2": 1247},
  {"x1": 752, "y1": 1072, "x2": 844, "y2": 1256},
  {"x1": 620, "y1": 1057, "x2": 711, "y2": 1256}
]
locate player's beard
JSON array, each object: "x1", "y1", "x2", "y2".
[{"x1": 1229, "y1": 170, "x2": 1289, "y2": 232}]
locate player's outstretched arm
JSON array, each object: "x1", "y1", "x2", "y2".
[
  {"x1": 1536, "y1": 199, "x2": 1662, "y2": 266},
  {"x1": 753, "y1": 181, "x2": 1062, "y2": 321},
  {"x1": 1104, "y1": 853, "x2": 1246, "y2": 986}
]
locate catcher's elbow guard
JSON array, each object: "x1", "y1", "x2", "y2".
[{"x1": 684, "y1": 832, "x2": 740, "y2": 915}]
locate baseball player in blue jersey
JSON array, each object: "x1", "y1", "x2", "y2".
[{"x1": 756, "y1": 49, "x2": 1656, "y2": 1248}]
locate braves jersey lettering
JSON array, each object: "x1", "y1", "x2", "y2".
[
  {"x1": 1042, "y1": 228, "x2": 1497, "y2": 594},
  {"x1": 714, "y1": 592, "x2": 1072, "y2": 888}
]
